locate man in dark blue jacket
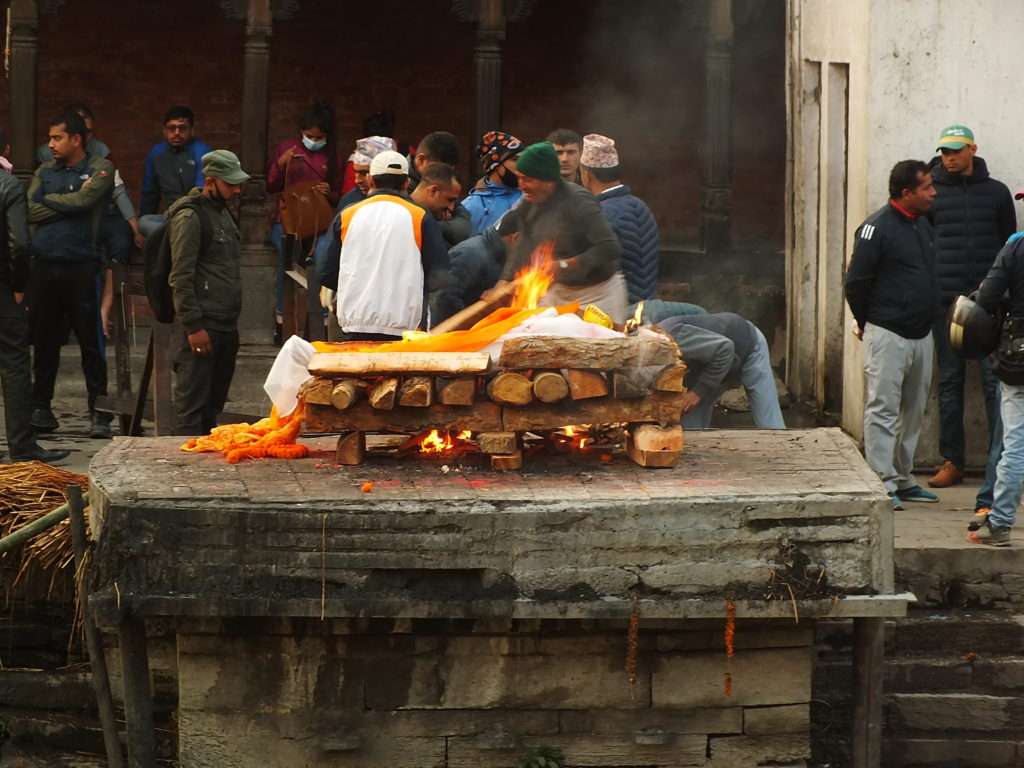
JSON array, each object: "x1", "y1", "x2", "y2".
[
  {"x1": 845, "y1": 160, "x2": 941, "y2": 510},
  {"x1": 927, "y1": 124, "x2": 1016, "y2": 493},
  {"x1": 579, "y1": 133, "x2": 659, "y2": 303},
  {"x1": 138, "y1": 105, "x2": 211, "y2": 237}
]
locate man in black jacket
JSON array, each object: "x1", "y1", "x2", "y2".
[
  {"x1": 845, "y1": 160, "x2": 941, "y2": 510},
  {"x1": 927, "y1": 125, "x2": 1016, "y2": 492},
  {"x1": 0, "y1": 155, "x2": 68, "y2": 463}
]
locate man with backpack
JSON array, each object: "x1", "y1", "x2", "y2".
[{"x1": 163, "y1": 150, "x2": 248, "y2": 435}]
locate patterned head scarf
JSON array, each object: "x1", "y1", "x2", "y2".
[
  {"x1": 350, "y1": 135, "x2": 396, "y2": 166},
  {"x1": 477, "y1": 130, "x2": 523, "y2": 176}
]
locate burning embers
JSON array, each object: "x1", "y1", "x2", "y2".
[{"x1": 415, "y1": 429, "x2": 474, "y2": 456}]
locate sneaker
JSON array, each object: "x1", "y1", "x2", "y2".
[
  {"x1": 928, "y1": 460, "x2": 963, "y2": 488},
  {"x1": 897, "y1": 485, "x2": 939, "y2": 503},
  {"x1": 89, "y1": 412, "x2": 113, "y2": 439},
  {"x1": 889, "y1": 493, "x2": 905, "y2": 511},
  {"x1": 30, "y1": 408, "x2": 59, "y2": 433},
  {"x1": 968, "y1": 508, "x2": 990, "y2": 532},
  {"x1": 967, "y1": 521, "x2": 1011, "y2": 547}
]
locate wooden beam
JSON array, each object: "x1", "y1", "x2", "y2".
[
  {"x1": 852, "y1": 617, "x2": 885, "y2": 768},
  {"x1": 368, "y1": 378, "x2": 399, "y2": 410},
  {"x1": 309, "y1": 351, "x2": 491, "y2": 376},
  {"x1": 8, "y1": 0, "x2": 38, "y2": 181},
  {"x1": 502, "y1": 392, "x2": 685, "y2": 432},
  {"x1": 151, "y1": 323, "x2": 175, "y2": 436},
  {"x1": 477, "y1": 432, "x2": 517, "y2": 455},
  {"x1": 241, "y1": 0, "x2": 272, "y2": 187},
  {"x1": 490, "y1": 450, "x2": 523, "y2": 471},
  {"x1": 306, "y1": 401, "x2": 503, "y2": 433},
  {"x1": 498, "y1": 335, "x2": 679, "y2": 370},
  {"x1": 398, "y1": 376, "x2": 433, "y2": 407},
  {"x1": 119, "y1": 616, "x2": 156, "y2": 768}
]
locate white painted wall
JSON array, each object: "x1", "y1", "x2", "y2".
[{"x1": 788, "y1": 0, "x2": 1023, "y2": 464}]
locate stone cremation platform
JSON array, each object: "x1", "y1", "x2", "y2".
[{"x1": 87, "y1": 428, "x2": 910, "y2": 767}]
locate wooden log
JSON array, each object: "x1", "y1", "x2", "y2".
[
  {"x1": 491, "y1": 450, "x2": 523, "y2": 471},
  {"x1": 498, "y1": 335, "x2": 680, "y2": 370},
  {"x1": 429, "y1": 279, "x2": 518, "y2": 334},
  {"x1": 502, "y1": 392, "x2": 685, "y2": 432},
  {"x1": 654, "y1": 364, "x2": 688, "y2": 393},
  {"x1": 306, "y1": 401, "x2": 503, "y2": 433},
  {"x1": 625, "y1": 424, "x2": 683, "y2": 467},
  {"x1": 301, "y1": 377, "x2": 335, "y2": 406},
  {"x1": 335, "y1": 432, "x2": 366, "y2": 465},
  {"x1": 564, "y1": 369, "x2": 609, "y2": 400},
  {"x1": 532, "y1": 371, "x2": 570, "y2": 403},
  {"x1": 398, "y1": 376, "x2": 433, "y2": 407},
  {"x1": 487, "y1": 372, "x2": 534, "y2": 406},
  {"x1": 437, "y1": 376, "x2": 476, "y2": 406},
  {"x1": 369, "y1": 377, "x2": 399, "y2": 410},
  {"x1": 309, "y1": 351, "x2": 490, "y2": 376},
  {"x1": 477, "y1": 432, "x2": 518, "y2": 455},
  {"x1": 330, "y1": 379, "x2": 362, "y2": 411}
]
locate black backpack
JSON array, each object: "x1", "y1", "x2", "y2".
[{"x1": 143, "y1": 200, "x2": 213, "y2": 323}]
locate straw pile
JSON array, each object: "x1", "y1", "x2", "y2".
[{"x1": 0, "y1": 461, "x2": 89, "y2": 593}]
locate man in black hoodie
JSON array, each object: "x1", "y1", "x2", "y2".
[{"x1": 927, "y1": 125, "x2": 1015, "y2": 493}]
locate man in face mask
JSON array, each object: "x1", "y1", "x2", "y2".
[{"x1": 462, "y1": 131, "x2": 523, "y2": 236}]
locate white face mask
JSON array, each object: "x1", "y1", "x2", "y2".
[{"x1": 302, "y1": 135, "x2": 326, "y2": 152}]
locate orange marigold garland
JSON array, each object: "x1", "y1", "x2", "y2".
[
  {"x1": 626, "y1": 594, "x2": 640, "y2": 697},
  {"x1": 724, "y1": 600, "x2": 736, "y2": 697},
  {"x1": 180, "y1": 401, "x2": 309, "y2": 463}
]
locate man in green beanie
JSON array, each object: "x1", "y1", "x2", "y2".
[
  {"x1": 167, "y1": 149, "x2": 249, "y2": 434},
  {"x1": 491, "y1": 141, "x2": 627, "y2": 322}
]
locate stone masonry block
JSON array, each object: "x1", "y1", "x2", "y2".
[
  {"x1": 883, "y1": 738, "x2": 1018, "y2": 767},
  {"x1": 887, "y1": 693, "x2": 1012, "y2": 732},
  {"x1": 743, "y1": 703, "x2": 810, "y2": 735},
  {"x1": 559, "y1": 708, "x2": 743, "y2": 736},
  {"x1": 654, "y1": 647, "x2": 812, "y2": 708},
  {"x1": 447, "y1": 734, "x2": 708, "y2": 768},
  {"x1": 709, "y1": 734, "x2": 811, "y2": 767}
]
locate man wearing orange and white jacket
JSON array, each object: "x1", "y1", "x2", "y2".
[{"x1": 318, "y1": 150, "x2": 450, "y2": 341}]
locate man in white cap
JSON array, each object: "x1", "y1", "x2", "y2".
[
  {"x1": 318, "y1": 150, "x2": 449, "y2": 340},
  {"x1": 579, "y1": 133, "x2": 660, "y2": 304},
  {"x1": 339, "y1": 135, "x2": 396, "y2": 213}
]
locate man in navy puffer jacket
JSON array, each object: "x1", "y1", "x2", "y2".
[{"x1": 579, "y1": 133, "x2": 659, "y2": 303}]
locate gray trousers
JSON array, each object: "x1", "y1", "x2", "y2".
[{"x1": 863, "y1": 323, "x2": 934, "y2": 494}]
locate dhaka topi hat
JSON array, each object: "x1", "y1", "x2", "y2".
[
  {"x1": 581, "y1": 133, "x2": 619, "y2": 168},
  {"x1": 936, "y1": 124, "x2": 975, "y2": 151},
  {"x1": 369, "y1": 150, "x2": 409, "y2": 177},
  {"x1": 516, "y1": 142, "x2": 560, "y2": 182},
  {"x1": 350, "y1": 135, "x2": 396, "y2": 166},
  {"x1": 478, "y1": 130, "x2": 523, "y2": 176},
  {"x1": 202, "y1": 150, "x2": 250, "y2": 185}
]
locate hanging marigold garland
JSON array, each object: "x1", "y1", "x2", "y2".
[
  {"x1": 626, "y1": 594, "x2": 640, "y2": 697},
  {"x1": 724, "y1": 600, "x2": 736, "y2": 697},
  {"x1": 180, "y1": 401, "x2": 309, "y2": 463}
]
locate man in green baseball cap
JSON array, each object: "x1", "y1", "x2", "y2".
[
  {"x1": 165, "y1": 149, "x2": 249, "y2": 434},
  {"x1": 487, "y1": 141, "x2": 628, "y2": 322},
  {"x1": 935, "y1": 124, "x2": 975, "y2": 152}
]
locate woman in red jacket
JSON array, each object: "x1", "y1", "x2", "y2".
[{"x1": 266, "y1": 100, "x2": 343, "y2": 344}]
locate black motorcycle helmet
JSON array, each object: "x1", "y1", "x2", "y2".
[{"x1": 948, "y1": 293, "x2": 1001, "y2": 359}]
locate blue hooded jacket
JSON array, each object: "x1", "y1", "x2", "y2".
[
  {"x1": 597, "y1": 185, "x2": 659, "y2": 302},
  {"x1": 462, "y1": 181, "x2": 522, "y2": 235}
]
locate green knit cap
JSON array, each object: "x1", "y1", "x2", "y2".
[{"x1": 516, "y1": 142, "x2": 561, "y2": 182}]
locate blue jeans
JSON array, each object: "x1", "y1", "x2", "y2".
[
  {"x1": 977, "y1": 383, "x2": 1003, "y2": 510},
  {"x1": 933, "y1": 312, "x2": 999, "y2": 468},
  {"x1": 989, "y1": 382, "x2": 1024, "y2": 529},
  {"x1": 271, "y1": 222, "x2": 332, "y2": 317},
  {"x1": 681, "y1": 324, "x2": 784, "y2": 430}
]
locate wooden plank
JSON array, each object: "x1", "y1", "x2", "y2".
[
  {"x1": 654, "y1": 364, "x2": 687, "y2": 392},
  {"x1": 437, "y1": 377, "x2": 476, "y2": 406},
  {"x1": 151, "y1": 323, "x2": 175, "y2": 436},
  {"x1": 487, "y1": 372, "x2": 534, "y2": 406},
  {"x1": 398, "y1": 376, "x2": 433, "y2": 407},
  {"x1": 477, "y1": 432, "x2": 518, "y2": 455},
  {"x1": 430, "y1": 280, "x2": 518, "y2": 334},
  {"x1": 336, "y1": 432, "x2": 366, "y2": 465},
  {"x1": 369, "y1": 378, "x2": 399, "y2": 410},
  {"x1": 309, "y1": 351, "x2": 491, "y2": 376},
  {"x1": 300, "y1": 377, "x2": 334, "y2": 406},
  {"x1": 625, "y1": 426, "x2": 682, "y2": 468},
  {"x1": 502, "y1": 392, "x2": 684, "y2": 432},
  {"x1": 532, "y1": 371, "x2": 569, "y2": 403},
  {"x1": 564, "y1": 369, "x2": 609, "y2": 400},
  {"x1": 852, "y1": 617, "x2": 885, "y2": 768},
  {"x1": 331, "y1": 380, "x2": 362, "y2": 410},
  {"x1": 306, "y1": 401, "x2": 503, "y2": 433},
  {"x1": 498, "y1": 335, "x2": 679, "y2": 370},
  {"x1": 490, "y1": 450, "x2": 523, "y2": 471}
]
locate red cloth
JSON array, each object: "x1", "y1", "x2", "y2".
[
  {"x1": 266, "y1": 137, "x2": 344, "y2": 221},
  {"x1": 889, "y1": 199, "x2": 920, "y2": 221},
  {"x1": 341, "y1": 159, "x2": 356, "y2": 194}
]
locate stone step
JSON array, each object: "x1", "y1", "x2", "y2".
[
  {"x1": 886, "y1": 693, "x2": 1023, "y2": 738},
  {"x1": 885, "y1": 656, "x2": 1024, "y2": 695},
  {"x1": 896, "y1": 541, "x2": 1024, "y2": 610},
  {"x1": 885, "y1": 612, "x2": 1024, "y2": 656},
  {"x1": 0, "y1": 668, "x2": 97, "y2": 713},
  {"x1": 883, "y1": 738, "x2": 1021, "y2": 767}
]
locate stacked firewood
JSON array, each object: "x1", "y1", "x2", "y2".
[{"x1": 301, "y1": 333, "x2": 688, "y2": 469}]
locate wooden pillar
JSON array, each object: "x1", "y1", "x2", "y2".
[
  {"x1": 851, "y1": 617, "x2": 885, "y2": 768},
  {"x1": 474, "y1": 0, "x2": 506, "y2": 145},
  {"x1": 119, "y1": 615, "x2": 157, "y2": 768},
  {"x1": 701, "y1": 0, "x2": 734, "y2": 253},
  {"x1": 241, "y1": 0, "x2": 271, "y2": 201},
  {"x1": 8, "y1": 0, "x2": 39, "y2": 181}
]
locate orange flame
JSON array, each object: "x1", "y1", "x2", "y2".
[
  {"x1": 511, "y1": 241, "x2": 555, "y2": 310},
  {"x1": 418, "y1": 429, "x2": 474, "y2": 455}
]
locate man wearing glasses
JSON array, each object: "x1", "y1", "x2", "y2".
[{"x1": 138, "y1": 106, "x2": 213, "y2": 237}]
